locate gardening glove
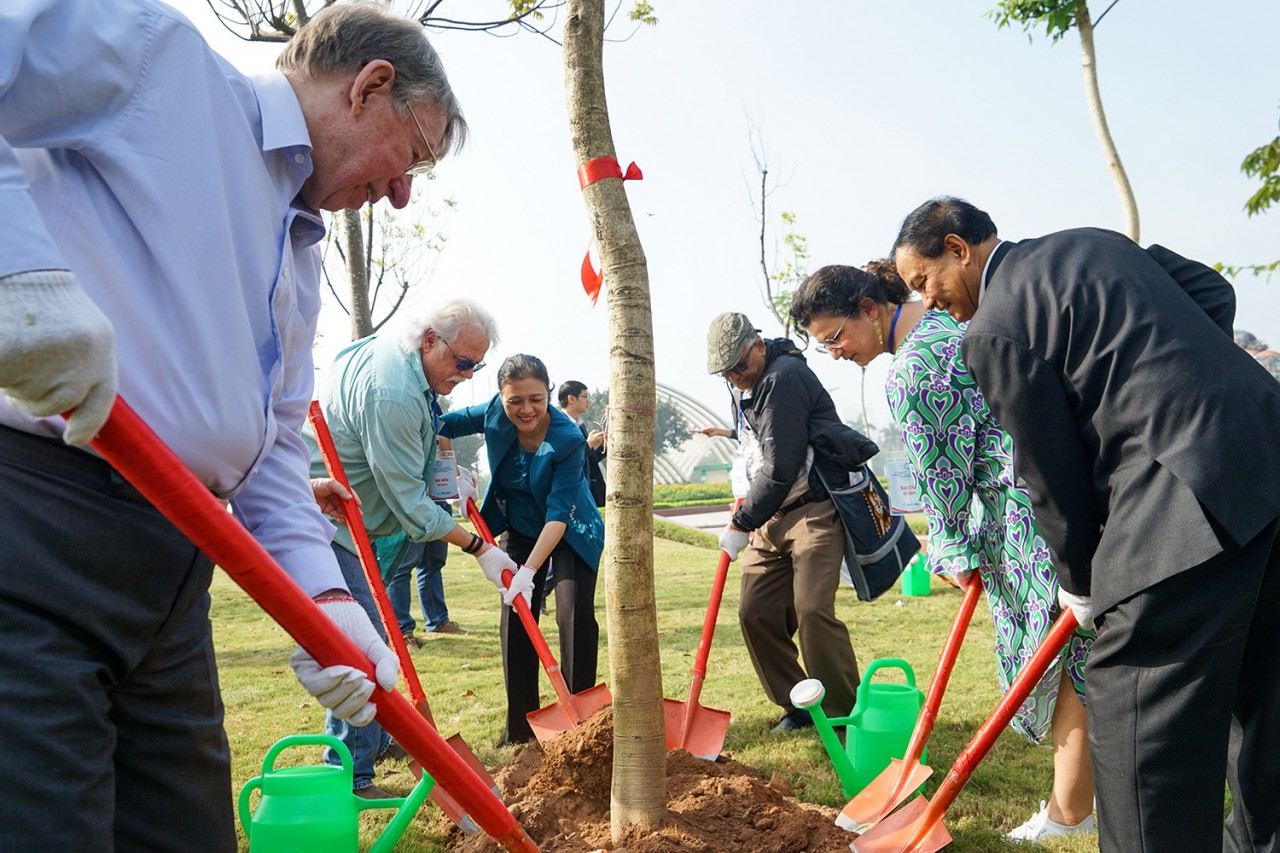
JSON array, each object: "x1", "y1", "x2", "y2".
[
  {"x1": 1057, "y1": 588, "x2": 1095, "y2": 631},
  {"x1": 502, "y1": 564, "x2": 537, "y2": 609},
  {"x1": 476, "y1": 544, "x2": 519, "y2": 593},
  {"x1": 0, "y1": 270, "x2": 116, "y2": 445},
  {"x1": 290, "y1": 597, "x2": 400, "y2": 726},
  {"x1": 719, "y1": 526, "x2": 750, "y2": 562},
  {"x1": 455, "y1": 466, "x2": 478, "y2": 507}
]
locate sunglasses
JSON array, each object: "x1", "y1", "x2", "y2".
[
  {"x1": 719, "y1": 345, "x2": 754, "y2": 378},
  {"x1": 442, "y1": 338, "x2": 485, "y2": 373}
]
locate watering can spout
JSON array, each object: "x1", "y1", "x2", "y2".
[{"x1": 239, "y1": 734, "x2": 435, "y2": 852}]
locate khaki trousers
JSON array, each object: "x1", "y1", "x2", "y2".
[{"x1": 739, "y1": 498, "x2": 860, "y2": 718}]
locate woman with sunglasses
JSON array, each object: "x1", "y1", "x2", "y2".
[
  {"x1": 790, "y1": 262, "x2": 1097, "y2": 844},
  {"x1": 440, "y1": 354, "x2": 604, "y2": 745}
]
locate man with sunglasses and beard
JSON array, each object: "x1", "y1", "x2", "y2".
[
  {"x1": 705, "y1": 311, "x2": 878, "y2": 733},
  {"x1": 303, "y1": 297, "x2": 520, "y2": 798}
]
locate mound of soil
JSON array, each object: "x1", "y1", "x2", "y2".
[{"x1": 443, "y1": 707, "x2": 853, "y2": 852}]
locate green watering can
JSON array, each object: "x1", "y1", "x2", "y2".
[
  {"x1": 791, "y1": 658, "x2": 926, "y2": 798},
  {"x1": 901, "y1": 551, "x2": 932, "y2": 596},
  {"x1": 238, "y1": 734, "x2": 435, "y2": 852}
]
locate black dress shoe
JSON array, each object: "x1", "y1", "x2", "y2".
[{"x1": 769, "y1": 708, "x2": 814, "y2": 733}]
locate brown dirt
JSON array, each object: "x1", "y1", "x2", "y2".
[{"x1": 441, "y1": 707, "x2": 853, "y2": 852}]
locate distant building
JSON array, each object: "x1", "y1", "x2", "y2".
[{"x1": 653, "y1": 382, "x2": 737, "y2": 485}]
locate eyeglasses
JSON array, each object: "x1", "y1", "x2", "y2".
[
  {"x1": 814, "y1": 314, "x2": 852, "y2": 355},
  {"x1": 442, "y1": 338, "x2": 485, "y2": 373},
  {"x1": 719, "y1": 346, "x2": 754, "y2": 378},
  {"x1": 405, "y1": 106, "x2": 439, "y2": 176}
]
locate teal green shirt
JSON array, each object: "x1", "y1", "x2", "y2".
[{"x1": 304, "y1": 333, "x2": 457, "y2": 553}]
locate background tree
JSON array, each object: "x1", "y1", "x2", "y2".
[
  {"x1": 1220, "y1": 114, "x2": 1280, "y2": 281},
  {"x1": 989, "y1": 0, "x2": 1140, "y2": 241},
  {"x1": 748, "y1": 127, "x2": 808, "y2": 337},
  {"x1": 563, "y1": 0, "x2": 666, "y2": 838},
  {"x1": 584, "y1": 389, "x2": 688, "y2": 456},
  {"x1": 321, "y1": 191, "x2": 455, "y2": 339}
]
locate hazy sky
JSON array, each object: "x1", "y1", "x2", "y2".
[{"x1": 172, "y1": 0, "x2": 1279, "y2": 431}]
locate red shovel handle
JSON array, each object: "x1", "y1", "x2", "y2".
[
  {"x1": 464, "y1": 499, "x2": 579, "y2": 718},
  {"x1": 306, "y1": 402, "x2": 431, "y2": 719},
  {"x1": 87, "y1": 398, "x2": 538, "y2": 853}
]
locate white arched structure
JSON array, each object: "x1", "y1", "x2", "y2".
[{"x1": 652, "y1": 382, "x2": 738, "y2": 484}]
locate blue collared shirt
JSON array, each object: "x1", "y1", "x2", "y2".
[
  {"x1": 0, "y1": 0, "x2": 342, "y2": 594},
  {"x1": 305, "y1": 334, "x2": 458, "y2": 553}
]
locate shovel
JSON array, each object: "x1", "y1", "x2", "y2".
[
  {"x1": 850, "y1": 609, "x2": 1080, "y2": 853},
  {"x1": 464, "y1": 498, "x2": 612, "y2": 743},
  {"x1": 307, "y1": 402, "x2": 497, "y2": 834},
  {"x1": 662, "y1": 498, "x2": 741, "y2": 759},
  {"x1": 83, "y1": 397, "x2": 540, "y2": 853},
  {"x1": 837, "y1": 572, "x2": 984, "y2": 833}
]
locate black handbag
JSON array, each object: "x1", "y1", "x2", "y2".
[{"x1": 815, "y1": 463, "x2": 921, "y2": 602}]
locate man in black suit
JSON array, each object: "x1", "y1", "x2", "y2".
[
  {"x1": 557, "y1": 380, "x2": 606, "y2": 507},
  {"x1": 892, "y1": 197, "x2": 1280, "y2": 853}
]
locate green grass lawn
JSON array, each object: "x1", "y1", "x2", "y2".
[{"x1": 215, "y1": 533, "x2": 1099, "y2": 852}]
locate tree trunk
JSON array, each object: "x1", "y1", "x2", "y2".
[
  {"x1": 562, "y1": 0, "x2": 666, "y2": 840},
  {"x1": 340, "y1": 208, "x2": 374, "y2": 338},
  {"x1": 1076, "y1": 3, "x2": 1139, "y2": 242}
]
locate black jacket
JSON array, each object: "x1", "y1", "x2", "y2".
[
  {"x1": 964, "y1": 229, "x2": 1280, "y2": 610},
  {"x1": 581, "y1": 423, "x2": 606, "y2": 507},
  {"x1": 731, "y1": 338, "x2": 879, "y2": 531}
]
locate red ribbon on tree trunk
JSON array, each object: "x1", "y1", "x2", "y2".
[{"x1": 576, "y1": 157, "x2": 643, "y2": 305}]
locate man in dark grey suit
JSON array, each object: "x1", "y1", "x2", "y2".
[{"x1": 892, "y1": 197, "x2": 1280, "y2": 853}]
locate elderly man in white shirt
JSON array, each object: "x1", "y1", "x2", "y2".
[{"x1": 0, "y1": 0, "x2": 471, "y2": 847}]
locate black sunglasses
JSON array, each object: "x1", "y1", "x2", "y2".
[
  {"x1": 719, "y1": 346, "x2": 753, "y2": 378},
  {"x1": 442, "y1": 338, "x2": 486, "y2": 373}
]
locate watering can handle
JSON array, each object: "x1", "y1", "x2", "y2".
[
  {"x1": 860, "y1": 657, "x2": 917, "y2": 689},
  {"x1": 262, "y1": 733, "x2": 352, "y2": 775},
  {"x1": 237, "y1": 776, "x2": 263, "y2": 841}
]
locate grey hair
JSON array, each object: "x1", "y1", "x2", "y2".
[
  {"x1": 1235, "y1": 329, "x2": 1267, "y2": 352},
  {"x1": 394, "y1": 298, "x2": 499, "y2": 353},
  {"x1": 276, "y1": 1, "x2": 468, "y2": 158}
]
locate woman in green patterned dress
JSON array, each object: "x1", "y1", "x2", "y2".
[{"x1": 791, "y1": 261, "x2": 1097, "y2": 843}]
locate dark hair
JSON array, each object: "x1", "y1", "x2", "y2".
[
  {"x1": 557, "y1": 380, "x2": 588, "y2": 407},
  {"x1": 790, "y1": 261, "x2": 911, "y2": 333},
  {"x1": 891, "y1": 196, "x2": 997, "y2": 259},
  {"x1": 497, "y1": 354, "x2": 552, "y2": 393}
]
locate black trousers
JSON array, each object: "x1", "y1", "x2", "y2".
[
  {"x1": 1088, "y1": 518, "x2": 1280, "y2": 853},
  {"x1": 0, "y1": 426, "x2": 235, "y2": 851},
  {"x1": 499, "y1": 529, "x2": 600, "y2": 744}
]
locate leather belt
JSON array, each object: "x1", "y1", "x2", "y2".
[{"x1": 774, "y1": 490, "x2": 818, "y2": 519}]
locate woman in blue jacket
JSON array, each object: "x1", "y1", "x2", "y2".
[{"x1": 440, "y1": 354, "x2": 605, "y2": 744}]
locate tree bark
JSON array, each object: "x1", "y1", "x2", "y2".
[
  {"x1": 1076, "y1": 2, "x2": 1139, "y2": 242},
  {"x1": 562, "y1": 0, "x2": 666, "y2": 839},
  {"x1": 339, "y1": 208, "x2": 374, "y2": 338}
]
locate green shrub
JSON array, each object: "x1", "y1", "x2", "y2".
[
  {"x1": 652, "y1": 482, "x2": 733, "y2": 504},
  {"x1": 653, "y1": 516, "x2": 718, "y2": 549}
]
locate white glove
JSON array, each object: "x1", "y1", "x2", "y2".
[
  {"x1": 1057, "y1": 588, "x2": 1095, "y2": 631},
  {"x1": 719, "y1": 526, "x2": 750, "y2": 562},
  {"x1": 0, "y1": 270, "x2": 116, "y2": 445},
  {"x1": 290, "y1": 597, "x2": 400, "y2": 726},
  {"x1": 455, "y1": 467, "x2": 478, "y2": 507},
  {"x1": 476, "y1": 545, "x2": 519, "y2": 592},
  {"x1": 502, "y1": 564, "x2": 536, "y2": 609}
]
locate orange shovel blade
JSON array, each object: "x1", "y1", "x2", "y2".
[
  {"x1": 836, "y1": 759, "x2": 934, "y2": 834},
  {"x1": 662, "y1": 698, "x2": 731, "y2": 760},
  {"x1": 404, "y1": 732, "x2": 497, "y2": 834},
  {"x1": 849, "y1": 796, "x2": 952, "y2": 853},
  {"x1": 527, "y1": 682, "x2": 613, "y2": 744}
]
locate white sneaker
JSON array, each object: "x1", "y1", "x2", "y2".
[{"x1": 1005, "y1": 800, "x2": 1097, "y2": 843}]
